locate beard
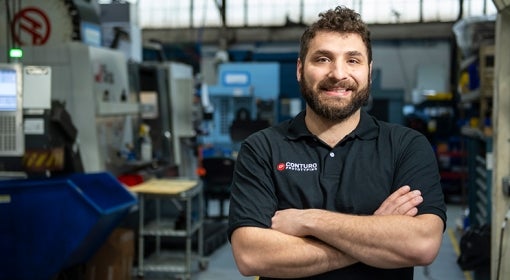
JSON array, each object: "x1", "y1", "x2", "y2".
[{"x1": 299, "y1": 72, "x2": 371, "y2": 122}]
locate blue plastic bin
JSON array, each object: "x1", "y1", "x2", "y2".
[{"x1": 0, "y1": 172, "x2": 137, "y2": 280}]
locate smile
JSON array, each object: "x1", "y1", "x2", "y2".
[{"x1": 323, "y1": 88, "x2": 352, "y2": 97}]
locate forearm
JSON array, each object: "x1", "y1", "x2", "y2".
[
  {"x1": 230, "y1": 226, "x2": 357, "y2": 278},
  {"x1": 303, "y1": 211, "x2": 443, "y2": 268}
]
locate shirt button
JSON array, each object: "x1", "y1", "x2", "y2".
[{"x1": 329, "y1": 152, "x2": 335, "y2": 157}]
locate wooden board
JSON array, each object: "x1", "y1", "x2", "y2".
[{"x1": 130, "y1": 179, "x2": 198, "y2": 195}]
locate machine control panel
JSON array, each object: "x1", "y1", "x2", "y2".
[{"x1": 0, "y1": 63, "x2": 24, "y2": 156}]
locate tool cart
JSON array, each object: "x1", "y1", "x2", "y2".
[{"x1": 132, "y1": 178, "x2": 208, "y2": 279}]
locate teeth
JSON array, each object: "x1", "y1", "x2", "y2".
[{"x1": 333, "y1": 88, "x2": 347, "y2": 92}]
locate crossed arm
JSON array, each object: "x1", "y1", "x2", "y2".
[{"x1": 230, "y1": 185, "x2": 444, "y2": 278}]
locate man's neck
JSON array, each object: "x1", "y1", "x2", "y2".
[{"x1": 305, "y1": 108, "x2": 361, "y2": 147}]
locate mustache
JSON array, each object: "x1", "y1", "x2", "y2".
[{"x1": 318, "y1": 78, "x2": 357, "y2": 91}]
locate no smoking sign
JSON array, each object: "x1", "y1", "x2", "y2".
[
  {"x1": 7, "y1": 1, "x2": 75, "y2": 46},
  {"x1": 12, "y1": 7, "x2": 51, "y2": 46}
]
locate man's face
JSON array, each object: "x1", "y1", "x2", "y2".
[{"x1": 297, "y1": 31, "x2": 372, "y2": 121}]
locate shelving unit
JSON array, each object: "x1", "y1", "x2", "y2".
[
  {"x1": 457, "y1": 43, "x2": 495, "y2": 135},
  {"x1": 437, "y1": 148, "x2": 467, "y2": 201},
  {"x1": 462, "y1": 129, "x2": 493, "y2": 227},
  {"x1": 455, "y1": 30, "x2": 495, "y2": 227},
  {"x1": 412, "y1": 98, "x2": 467, "y2": 201},
  {"x1": 132, "y1": 179, "x2": 208, "y2": 280},
  {"x1": 478, "y1": 44, "x2": 495, "y2": 130},
  {"x1": 453, "y1": 19, "x2": 494, "y2": 280}
]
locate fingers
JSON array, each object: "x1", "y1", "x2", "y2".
[
  {"x1": 384, "y1": 185, "x2": 412, "y2": 202},
  {"x1": 374, "y1": 185, "x2": 423, "y2": 216},
  {"x1": 400, "y1": 195, "x2": 423, "y2": 216},
  {"x1": 403, "y1": 206, "x2": 418, "y2": 216}
]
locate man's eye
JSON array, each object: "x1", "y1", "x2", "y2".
[
  {"x1": 316, "y1": 57, "x2": 330, "y2": 63},
  {"x1": 347, "y1": 59, "x2": 359, "y2": 64}
]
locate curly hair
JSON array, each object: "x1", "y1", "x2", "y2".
[{"x1": 299, "y1": 6, "x2": 372, "y2": 63}]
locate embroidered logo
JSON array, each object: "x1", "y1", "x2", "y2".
[
  {"x1": 277, "y1": 162, "x2": 318, "y2": 172},
  {"x1": 277, "y1": 163, "x2": 285, "y2": 171}
]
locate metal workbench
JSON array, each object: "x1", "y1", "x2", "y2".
[{"x1": 132, "y1": 178, "x2": 208, "y2": 279}]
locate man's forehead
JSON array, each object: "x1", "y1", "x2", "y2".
[{"x1": 307, "y1": 32, "x2": 368, "y2": 56}]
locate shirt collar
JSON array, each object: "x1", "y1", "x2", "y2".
[{"x1": 286, "y1": 109, "x2": 379, "y2": 141}]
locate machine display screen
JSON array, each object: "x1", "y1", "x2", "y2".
[{"x1": 0, "y1": 68, "x2": 18, "y2": 111}]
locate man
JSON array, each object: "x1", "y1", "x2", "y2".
[{"x1": 228, "y1": 5, "x2": 446, "y2": 280}]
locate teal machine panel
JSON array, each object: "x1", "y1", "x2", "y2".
[{"x1": 200, "y1": 63, "x2": 279, "y2": 156}]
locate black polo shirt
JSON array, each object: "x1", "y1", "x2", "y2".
[{"x1": 228, "y1": 109, "x2": 447, "y2": 280}]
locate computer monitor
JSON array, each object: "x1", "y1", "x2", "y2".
[
  {"x1": 0, "y1": 67, "x2": 19, "y2": 111},
  {"x1": 0, "y1": 63, "x2": 24, "y2": 156}
]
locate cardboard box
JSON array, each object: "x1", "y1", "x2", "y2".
[{"x1": 85, "y1": 228, "x2": 135, "y2": 280}]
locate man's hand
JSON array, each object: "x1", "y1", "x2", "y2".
[
  {"x1": 373, "y1": 185, "x2": 423, "y2": 216},
  {"x1": 271, "y1": 208, "x2": 309, "y2": 237}
]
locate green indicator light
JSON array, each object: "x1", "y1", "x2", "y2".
[{"x1": 9, "y1": 48, "x2": 23, "y2": 58}]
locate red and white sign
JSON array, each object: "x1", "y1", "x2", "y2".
[
  {"x1": 0, "y1": 0, "x2": 74, "y2": 46},
  {"x1": 12, "y1": 7, "x2": 51, "y2": 46}
]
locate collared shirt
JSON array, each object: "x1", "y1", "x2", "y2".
[{"x1": 228, "y1": 109, "x2": 446, "y2": 280}]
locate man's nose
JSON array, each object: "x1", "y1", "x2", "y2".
[{"x1": 328, "y1": 62, "x2": 348, "y2": 80}]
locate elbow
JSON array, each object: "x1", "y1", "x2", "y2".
[
  {"x1": 231, "y1": 227, "x2": 278, "y2": 276},
  {"x1": 236, "y1": 262, "x2": 256, "y2": 277},
  {"x1": 409, "y1": 238, "x2": 442, "y2": 266},
  {"x1": 407, "y1": 214, "x2": 444, "y2": 266},
  {"x1": 232, "y1": 250, "x2": 260, "y2": 276},
  {"x1": 231, "y1": 228, "x2": 266, "y2": 276},
  {"x1": 416, "y1": 248, "x2": 440, "y2": 266}
]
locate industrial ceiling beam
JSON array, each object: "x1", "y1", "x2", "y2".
[{"x1": 142, "y1": 21, "x2": 455, "y2": 46}]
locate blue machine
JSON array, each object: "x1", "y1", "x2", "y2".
[{"x1": 200, "y1": 62, "x2": 279, "y2": 156}]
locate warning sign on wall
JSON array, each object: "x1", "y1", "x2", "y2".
[{"x1": 0, "y1": 0, "x2": 85, "y2": 46}]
